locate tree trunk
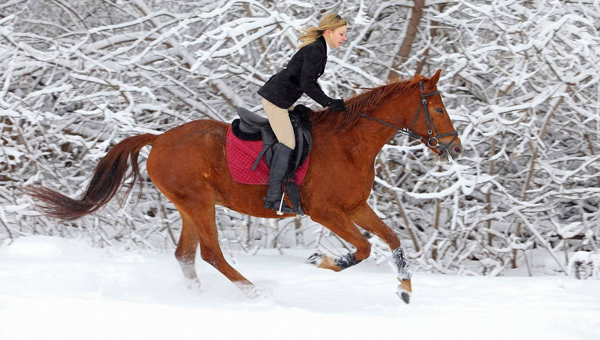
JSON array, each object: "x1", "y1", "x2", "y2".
[
  {"x1": 388, "y1": 0, "x2": 426, "y2": 81},
  {"x1": 415, "y1": 4, "x2": 448, "y2": 75}
]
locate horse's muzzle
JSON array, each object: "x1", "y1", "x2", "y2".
[{"x1": 439, "y1": 140, "x2": 463, "y2": 162}]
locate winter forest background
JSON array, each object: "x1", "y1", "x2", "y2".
[{"x1": 1, "y1": 0, "x2": 599, "y2": 279}]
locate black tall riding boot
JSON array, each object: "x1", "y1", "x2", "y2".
[{"x1": 264, "y1": 143, "x2": 295, "y2": 215}]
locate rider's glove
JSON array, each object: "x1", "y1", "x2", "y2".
[{"x1": 329, "y1": 99, "x2": 347, "y2": 112}]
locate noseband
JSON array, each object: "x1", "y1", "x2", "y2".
[{"x1": 360, "y1": 81, "x2": 459, "y2": 155}]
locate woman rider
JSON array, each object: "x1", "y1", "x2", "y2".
[{"x1": 258, "y1": 13, "x2": 348, "y2": 213}]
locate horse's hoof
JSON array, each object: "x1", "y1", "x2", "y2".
[
  {"x1": 397, "y1": 278, "x2": 412, "y2": 304},
  {"x1": 306, "y1": 252, "x2": 324, "y2": 266},
  {"x1": 186, "y1": 279, "x2": 202, "y2": 293},
  {"x1": 306, "y1": 252, "x2": 340, "y2": 271},
  {"x1": 397, "y1": 290, "x2": 411, "y2": 304},
  {"x1": 235, "y1": 283, "x2": 269, "y2": 299},
  {"x1": 240, "y1": 285, "x2": 272, "y2": 300},
  {"x1": 245, "y1": 287, "x2": 261, "y2": 299}
]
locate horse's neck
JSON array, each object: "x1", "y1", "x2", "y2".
[
  {"x1": 313, "y1": 86, "x2": 420, "y2": 164},
  {"x1": 349, "y1": 92, "x2": 416, "y2": 157},
  {"x1": 351, "y1": 114, "x2": 402, "y2": 158},
  {"x1": 317, "y1": 108, "x2": 404, "y2": 163}
]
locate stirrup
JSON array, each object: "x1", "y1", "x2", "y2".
[{"x1": 264, "y1": 193, "x2": 295, "y2": 215}]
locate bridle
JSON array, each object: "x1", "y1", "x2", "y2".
[{"x1": 360, "y1": 81, "x2": 459, "y2": 156}]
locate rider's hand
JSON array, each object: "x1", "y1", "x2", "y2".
[{"x1": 329, "y1": 99, "x2": 347, "y2": 112}]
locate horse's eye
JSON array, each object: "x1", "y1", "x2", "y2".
[{"x1": 435, "y1": 108, "x2": 444, "y2": 114}]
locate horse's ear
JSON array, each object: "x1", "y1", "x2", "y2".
[{"x1": 428, "y1": 69, "x2": 442, "y2": 86}]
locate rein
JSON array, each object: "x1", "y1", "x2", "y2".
[{"x1": 360, "y1": 81, "x2": 458, "y2": 155}]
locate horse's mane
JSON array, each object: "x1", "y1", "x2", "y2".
[{"x1": 309, "y1": 75, "x2": 428, "y2": 130}]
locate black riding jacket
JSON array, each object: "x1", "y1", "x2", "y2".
[{"x1": 258, "y1": 36, "x2": 333, "y2": 109}]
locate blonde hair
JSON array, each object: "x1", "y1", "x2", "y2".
[{"x1": 298, "y1": 13, "x2": 346, "y2": 49}]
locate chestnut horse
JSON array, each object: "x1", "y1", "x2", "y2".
[{"x1": 26, "y1": 70, "x2": 462, "y2": 304}]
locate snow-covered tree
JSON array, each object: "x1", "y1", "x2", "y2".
[{"x1": 1, "y1": 0, "x2": 598, "y2": 277}]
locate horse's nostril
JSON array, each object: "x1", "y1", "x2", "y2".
[{"x1": 454, "y1": 146, "x2": 462, "y2": 154}]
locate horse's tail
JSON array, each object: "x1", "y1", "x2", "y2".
[{"x1": 25, "y1": 134, "x2": 157, "y2": 221}]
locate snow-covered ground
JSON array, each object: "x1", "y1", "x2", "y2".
[{"x1": 0, "y1": 236, "x2": 599, "y2": 340}]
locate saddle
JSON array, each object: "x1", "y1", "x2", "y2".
[{"x1": 229, "y1": 105, "x2": 313, "y2": 215}]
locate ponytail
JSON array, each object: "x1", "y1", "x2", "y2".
[{"x1": 298, "y1": 13, "x2": 346, "y2": 49}]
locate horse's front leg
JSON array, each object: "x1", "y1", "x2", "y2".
[
  {"x1": 307, "y1": 210, "x2": 372, "y2": 272},
  {"x1": 350, "y1": 203, "x2": 413, "y2": 304}
]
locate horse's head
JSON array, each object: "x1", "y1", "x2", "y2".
[
  {"x1": 310, "y1": 70, "x2": 463, "y2": 162},
  {"x1": 404, "y1": 69, "x2": 462, "y2": 162}
]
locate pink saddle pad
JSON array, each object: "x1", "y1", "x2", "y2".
[{"x1": 226, "y1": 127, "x2": 310, "y2": 185}]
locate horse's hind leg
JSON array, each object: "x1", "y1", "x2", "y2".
[
  {"x1": 175, "y1": 212, "x2": 201, "y2": 290},
  {"x1": 350, "y1": 203, "x2": 412, "y2": 304},
  {"x1": 184, "y1": 196, "x2": 258, "y2": 297}
]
